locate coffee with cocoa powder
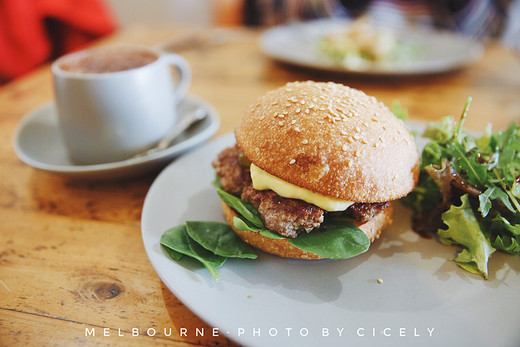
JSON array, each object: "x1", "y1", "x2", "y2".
[{"x1": 58, "y1": 47, "x2": 158, "y2": 74}]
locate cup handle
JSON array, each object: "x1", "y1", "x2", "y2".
[{"x1": 164, "y1": 53, "x2": 191, "y2": 102}]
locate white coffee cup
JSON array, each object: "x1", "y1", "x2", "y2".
[{"x1": 52, "y1": 45, "x2": 191, "y2": 164}]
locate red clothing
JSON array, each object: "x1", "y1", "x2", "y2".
[{"x1": 0, "y1": 0, "x2": 116, "y2": 82}]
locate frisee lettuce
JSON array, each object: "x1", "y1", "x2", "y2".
[
  {"x1": 438, "y1": 194, "x2": 495, "y2": 279},
  {"x1": 403, "y1": 97, "x2": 520, "y2": 279}
]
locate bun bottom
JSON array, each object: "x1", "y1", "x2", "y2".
[{"x1": 220, "y1": 200, "x2": 393, "y2": 260}]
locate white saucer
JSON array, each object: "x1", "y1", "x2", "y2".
[{"x1": 13, "y1": 94, "x2": 220, "y2": 180}]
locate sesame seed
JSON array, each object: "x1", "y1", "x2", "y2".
[
  {"x1": 274, "y1": 112, "x2": 279, "y2": 117},
  {"x1": 355, "y1": 126, "x2": 361, "y2": 133},
  {"x1": 347, "y1": 136, "x2": 354, "y2": 143},
  {"x1": 372, "y1": 117, "x2": 379, "y2": 122},
  {"x1": 300, "y1": 100, "x2": 306, "y2": 105},
  {"x1": 271, "y1": 101, "x2": 278, "y2": 105},
  {"x1": 340, "y1": 130, "x2": 348, "y2": 136},
  {"x1": 305, "y1": 108, "x2": 310, "y2": 114},
  {"x1": 278, "y1": 121, "x2": 284, "y2": 126},
  {"x1": 342, "y1": 144, "x2": 348, "y2": 151},
  {"x1": 295, "y1": 108, "x2": 301, "y2": 113},
  {"x1": 294, "y1": 127, "x2": 301, "y2": 132},
  {"x1": 289, "y1": 159, "x2": 296, "y2": 164},
  {"x1": 353, "y1": 134, "x2": 360, "y2": 140},
  {"x1": 259, "y1": 115, "x2": 265, "y2": 120},
  {"x1": 354, "y1": 150, "x2": 360, "y2": 157},
  {"x1": 348, "y1": 160, "x2": 353, "y2": 167},
  {"x1": 379, "y1": 137, "x2": 384, "y2": 143},
  {"x1": 301, "y1": 139, "x2": 308, "y2": 144},
  {"x1": 361, "y1": 139, "x2": 368, "y2": 144}
]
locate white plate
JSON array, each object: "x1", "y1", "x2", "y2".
[
  {"x1": 13, "y1": 94, "x2": 219, "y2": 180},
  {"x1": 141, "y1": 127, "x2": 520, "y2": 347},
  {"x1": 260, "y1": 19, "x2": 483, "y2": 76}
]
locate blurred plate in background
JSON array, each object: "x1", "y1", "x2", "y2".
[{"x1": 260, "y1": 19, "x2": 483, "y2": 76}]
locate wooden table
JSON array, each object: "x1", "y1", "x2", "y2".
[{"x1": 1, "y1": 24, "x2": 519, "y2": 346}]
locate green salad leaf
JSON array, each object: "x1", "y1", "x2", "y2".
[
  {"x1": 161, "y1": 176, "x2": 372, "y2": 279},
  {"x1": 232, "y1": 216, "x2": 284, "y2": 239},
  {"x1": 216, "y1": 188, "x2": 263, "y2": 228},
  {"x1": 403, "y1": 97, "x2": 520, "y2": 279},
  {"x1": 288, "y1": 218, "x2": 370, "y2": 259},
  {"x1": 224, "y1": 187, "x2": 370, "y2": 258},
  {"x1": 186, "y1": 221, "x2": 258, "y2": 259},
  {"x1": 438, "y1": 194, "x2": 495, "y2": 279},
  {"x1": 391, "y1": 100, "x2": 408, "y2": 120},
  {"x1": 161, "y1": 225, "x2": 226, "y2": 280}
]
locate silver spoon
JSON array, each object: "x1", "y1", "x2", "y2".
[{"x1": 132, "y1": 107, "x2": 207, "y2": 159}]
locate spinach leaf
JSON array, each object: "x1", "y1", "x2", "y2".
[
  {"x1": 230, "y1": 202, "x2": 370, "y2": 258},
  {"x1": 186, "y1": 221, "x2": 258, "y2": 259},
  {"x1": 288, "y1": 220, "x2": 370, "y2": 259},
  {"x1": 212, "y1": 175, "x2": 223, "y2": 189},
  {"x1": 161, "y1": 225, "x2": 226, "y2": 280},
  {"x1": 216, "y1": 188, "x2": 264, "y2": 228},
  {"x1": 232, "y1": 216, "x2": 285, "y2": 239}
]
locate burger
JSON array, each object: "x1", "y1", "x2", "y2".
[{"x1": 212, "y1": 81, "x2": 419, "y2": 259}]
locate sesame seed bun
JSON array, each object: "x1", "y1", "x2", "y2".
[
  {"x1": 235, "y1": 81, "x2": 419, "y2": 203},
  {"x1": 221, "y1": 200, "x2": 393, "y2": 259}
]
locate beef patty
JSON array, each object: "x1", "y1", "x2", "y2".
[{"x1": 212, "y1": 145, "x2": 389, "y2": 238}]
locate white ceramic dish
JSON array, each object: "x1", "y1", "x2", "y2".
[
  {"x1": 260, "y1": 19, "x2": 483, "y2": 76},
  {"x1": 141, "y1": 127, "x2": 520, "y2": 347},
  {"x1": 13, "y1": 94, "x2": 219, "y2": 180}
]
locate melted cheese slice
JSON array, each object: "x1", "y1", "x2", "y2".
[{"x1": 250, "y1": 163, "x2": 354, "y2": 212}]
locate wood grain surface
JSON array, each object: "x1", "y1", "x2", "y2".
[{"x1": 1, "y1": 24, "x2": 519, "y2": 346}]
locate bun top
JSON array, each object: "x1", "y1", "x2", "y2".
[{"x1": 235, "y1": 81, "x2": 419, "y2": 202}]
